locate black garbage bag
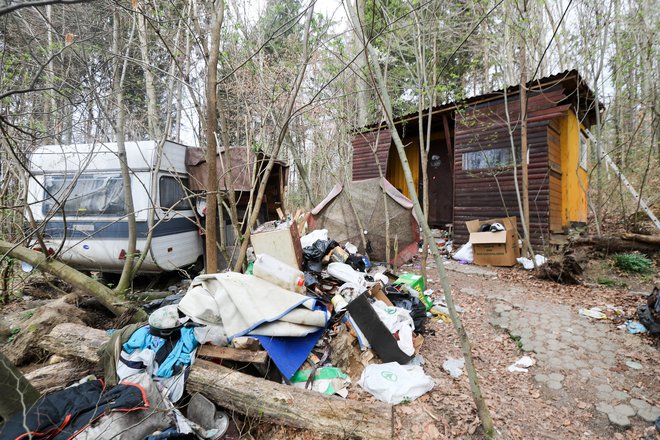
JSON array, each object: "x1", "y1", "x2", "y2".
[
  {"x1": 346, "y1": 254, "x2": 366, "y2": 272},
  {"x1": 384, "y1": 285, "x2": 428, "y2": 332},
  {"x1": 302, "y1": 239, "x2": 338, "y2": 272},
  {"x1": 142, "y1": 292, "x2": 185, "y2": 313},
  {"x1": 637, "y1": 287, "x2": 660, "y2": 336}
]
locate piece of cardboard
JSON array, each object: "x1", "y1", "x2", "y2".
[
  {"x1": 369, "y1": 283, "x2": 394, "y2": 307},
  {"x1": 251, "y1": 220, "x2": 303, "y2": 269},
  {"x1": 466, "y1": 216, "x2": 520, "y2": 267}
]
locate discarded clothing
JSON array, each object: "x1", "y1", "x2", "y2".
[
  {"x1": 97, "y1": 321, "x2": 147, "y2": 386},
  {"x1": 116, "y1": 325, "x2": 199, "y2": 402},
  {"x1": 183, "y1": 273, "x2": 329, "y2": 340},
  {"x1": 120, "y1": 325, "x2": 198, "y2": 379},
  {"x1": 0, "y1": 378, "x2": 148, "y2": 440}
]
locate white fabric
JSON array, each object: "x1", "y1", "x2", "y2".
[{"x1": 184, "y1": 273, "x2": 328, "y2": 340}]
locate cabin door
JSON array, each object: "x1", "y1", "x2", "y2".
[{"x1": 427, "y1": 141, "x2": 453, "y2": 226}]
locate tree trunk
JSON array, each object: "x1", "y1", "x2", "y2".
[
  {"x1": 0, "y1": 240, "x2": 147, "y2": 321},
  {"x1": 0, "y1": 352, "x2": 40, "y2": 423},
  {"x1": 40, "y1": 324, "x2": 393, "y2": 440},
  {"x1": 113, "y1": 8, "x2": 139, "y2": 295},
  {"x1": 204, "y1": 0, "x2": 225, "y2": 274},
  {"x1": 347, "y1": 2, "x2": 494, "y2": 436}
]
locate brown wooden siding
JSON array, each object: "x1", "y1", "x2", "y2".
[
  {"x1": 352, "y1": 129, "x2": 392, "y2": 181},
  {"x1": 548, "y1": 119, "x2": 563, "y2": 232},
  {"x1": 453, "y1": 88, "x2": 571, "y2": 247}
]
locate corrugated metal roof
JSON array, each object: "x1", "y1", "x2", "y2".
[{"x1": 356, "y1": 70, "x2": 601, "y2": 132}]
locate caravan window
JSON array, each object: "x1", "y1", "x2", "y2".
[
  {"x1": 43, "y1": 174, "x2": 125, "y2": 216},
  {"x1": 159, "y1": 176, "x2": 191, "y2": 211}
]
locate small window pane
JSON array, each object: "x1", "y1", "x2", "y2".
[
  {"x1": 462, "y1": 147, "x2": 517, "y2": 171},
  {"x1": 160, "y1": 176, "x2": 190, "y2": 211},
  {"x1": 579, "y1": 132, "x2": 588, "y2": 170},
  {"x1": 43, "y1": 174, "x2": 125, "y2": 216}
]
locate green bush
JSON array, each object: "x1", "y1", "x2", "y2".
[{"x1": 612, "y1": 253, "x2": 653, "y2": 274}]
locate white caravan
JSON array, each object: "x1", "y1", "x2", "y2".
[{"x1": 27, "y1": 141, "x2": 204, "y2": 273}]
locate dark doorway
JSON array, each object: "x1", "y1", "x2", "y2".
[{"x1": 427, "y1": 140, "x2": 453, "y2": 226}]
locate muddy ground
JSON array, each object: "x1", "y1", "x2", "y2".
[{"x1": 1, "y1": 253, "x2": 658, "y2": 439}]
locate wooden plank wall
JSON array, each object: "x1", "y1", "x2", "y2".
[
  {"x1": 453, "y1": 87, "x2": 570, "y2": 247},
  {"x1": 351, "y1": 129, "x2": 392, "y2": 181},
  {"x1": 548, "y1": 119, "x2": 563, "y2": 232}
]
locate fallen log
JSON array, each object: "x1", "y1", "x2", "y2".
[
  {"x1": 573, "y1": 236, "x2": 659, "y2": 254},
  {"x1": 24, "y1": 361, "x2": 90, "y2": 393},
  {"x1": 621, "y1": 232, "x2": 660, "y2": 246},
  {"x1": 0, "y1": 240, "x2": 147, "y2": 322},
  {"x1": 39, "y1": 323, "x2": 393, "y2": 439}
]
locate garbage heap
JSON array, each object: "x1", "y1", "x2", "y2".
[{"x1": 3, "y1": 221, "x2": 443, "y2": 440}]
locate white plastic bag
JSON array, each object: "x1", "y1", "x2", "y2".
[
  {"x1": 442, "y1": 358, "x2": 465, "y2": 378},
  {"x1": 358, "y1": 362, "x2": 435, "y2": 404},
  {"x1": 328, "y1": 262, "x2": 368, "y2": 287},
  {"x1": 516, "y1": 254, "x2": 547, "y2": 270},
  {"x1": 344, "y1": 242, "x2": 358, "y2": 254},
  {"x1": 507, "y1": 355, "x2": 536, "y2": 373},
  {"x1": 300, "y1": 229, "x2": 328, "y2": 248},
  {"x1": 371, "y1": 300, "x2": 415, "y2": 355},
  {"x1": 452, "y1": 242, "x2": 473, "y2": 263}
]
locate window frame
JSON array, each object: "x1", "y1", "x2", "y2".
[
  {"x1": 579, "y1": 131, "x2": 588, "y2": 170},
  {"x1": 42, "y1": 173, "x2": 126, "y2": 217},
  {"x1": 158, "y1": 175, "x2": 192, "y2": 212},
  {"x1": 462, "y1": 146, "x2": 521, "y2": 172}
]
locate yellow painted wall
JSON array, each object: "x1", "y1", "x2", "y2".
[
  {"x1": 559, "y1": 111, "x2": 588, "y2": 225},
  {"x1": 386, "y1": 142, "x2": 420, "y2": 199}
]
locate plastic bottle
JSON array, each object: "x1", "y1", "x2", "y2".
[{"x1": 253, "y1": 253, "x2": 306, "y2": 293}]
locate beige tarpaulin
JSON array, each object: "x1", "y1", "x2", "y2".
[{"x1": 308, "y1": 177, "x2": 420, "y2": 265}]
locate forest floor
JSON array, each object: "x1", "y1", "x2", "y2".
[
  {"x1": 2, "y1": 254, "x2": 658, "y2": 440},
  {"x1": 384, "y1": 259, "x2": 659, "y2": 440}
]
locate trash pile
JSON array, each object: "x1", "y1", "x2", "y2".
[{"x1": 4, "y1": 221, "x2": 442, "y2": 439}]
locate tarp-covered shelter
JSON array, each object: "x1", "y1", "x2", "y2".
[
  {"x1": 308, "y1": 177, "x2": 420, "y2": 266},
  {"x1": 351, "y1": 70, "x2": 601, "y2": 246}
]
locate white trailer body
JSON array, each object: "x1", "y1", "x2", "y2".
[{"x1": 27, "y1": 141, "x2": 203, "y2": 273}]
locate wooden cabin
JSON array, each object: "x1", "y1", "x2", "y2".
[{"x1": 351, "y1": 70, "x2": 600, "y2": 247}]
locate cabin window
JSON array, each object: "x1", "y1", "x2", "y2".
[
  {"x1": 579, "y1": 131, "x2": 588, "y2": 170},
  {"x1": 462, "y1": 147, "x2": 519, "y2": 171},
  {"x1": 43, "y1": 174, "x2": 125, "y2": 216},
  {"x1": 159, "y1": 176, "x2": 191, "y2": 211}
]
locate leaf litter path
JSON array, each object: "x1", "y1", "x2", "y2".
[{"x1": 393, "y1": 260, "x2": 658, "y2": 439}]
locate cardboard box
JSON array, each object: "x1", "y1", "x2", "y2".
[
  {"x1": 466, "y1": 216, "x2": 520, "y2": 267},
  {"x1": 392, "y1": 273, "x2": 424, "y2": 293}
]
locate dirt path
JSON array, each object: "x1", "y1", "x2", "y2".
[{"x1": 394, "y1": 260, "x2": 659, "y2": 439}]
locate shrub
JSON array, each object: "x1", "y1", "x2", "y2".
[{"x1": 612, "y1": 253, "x2": 653, "y2": 274}]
